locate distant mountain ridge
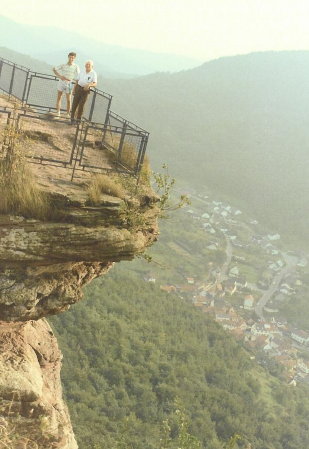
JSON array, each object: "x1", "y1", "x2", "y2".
[
  {"x1": 0, "y1": 15, "x2": 202, "y2": 77},
  {"x1": 102, "y1": 51, "x2": 309, "y2": 247},
  {"x1": 0, "y1": 47, "x2": 52, "y2": 74},
  {"x1": 1, "y1": 47, "x2": 308, "y2": 246}
]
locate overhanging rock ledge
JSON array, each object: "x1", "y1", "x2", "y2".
[{"x1": 0, "y1": 185, "x2": 159, "y2": 448}]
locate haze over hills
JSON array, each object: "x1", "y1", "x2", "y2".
[
  {"x1": 102, "y1": 51, "x2": 309, "y2": 247},
  {"x1": 0, "y1": 47, "x2": 52, "y2": 74},
  {"x1": 1, "y1": 45, "x2": 309, "y2": 448},
  {"x1": 0, "y1": 15, "x2": 202, "y2": 77},
  {"x1": 1, "y1": 46, "x2": 308, "y2": 247}
]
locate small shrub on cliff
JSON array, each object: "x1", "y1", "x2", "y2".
[
  {"x1": 153, "y1": 164, "x2": 190, "y2": 217},
  {"x1": 0, "y1": 126, "x2": 49, "y2": 219}
]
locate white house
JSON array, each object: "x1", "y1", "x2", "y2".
[
  {"x1": 202, "y1": 213, "x2": 210, "y2": 219},
  {"x1": 291, "y1": 330, "x2": 309, "y2": 346},
  {"x1": 268, "y1": 233, "x2": 281, "y2": 241}
]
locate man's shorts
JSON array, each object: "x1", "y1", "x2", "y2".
[{"x1": 57, "y1": 80, "x2": 74, "y2": 94}]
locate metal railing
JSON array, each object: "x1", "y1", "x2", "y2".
[{"x1": 0, "y1": 57, "x2": 149, "y2": 179}]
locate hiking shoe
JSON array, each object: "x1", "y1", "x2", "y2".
[
  {"x1": 65, "y1": 113, "x2": 71, "y2": 119},
  {"x1": 55, "y1": 110, "x2": 61, "y2": 117}
]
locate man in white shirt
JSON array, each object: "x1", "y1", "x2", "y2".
[
  {"x1": 53, "y1": 52, "x2": 80, "y2": 118},
  {"x1": 71, "y1": 60, "x2": 97, "y2": 122}
]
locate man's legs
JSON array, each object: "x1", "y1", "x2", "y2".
[
  {"x1": 65, "y1": 93, "x2": 72, "y2": 115},
  {"x1": 56, "y1": 91, "x2": 63, "y2": 115},
  {"x1": 76, "y1": 91, "x2": 89, "y2": 120},
  {"x1": 71, "y1": 87, "x2": 82, "y2": 120}
]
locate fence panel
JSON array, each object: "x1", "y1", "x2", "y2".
[
  {"x1": 77, "y1": 123, "x2": 118, "y2": 172},
  {"x1": 107, "y1": 111, "x2": 126, "y2": 130},
  {"x1": 90, "y1": 90, "x2": 111, "y2": 124},
  {"x1": 11, "y1": 66, "x2": 29, "y2": 101},
  {"x1": 0, "y1": 57, "x2": 149, "y2": 177},
  {"x1": 18, "y1": 112, "x2": 76, "y2": 166},
  {"x1": 0, "y1": 62, "x2": 13, "y2": 95},
  {"x1": 118, "y1": 131, "x2": 144, "y2": 174},
  {"x1": 26, "y1": 74, "x2": 59, "y2": 111}
]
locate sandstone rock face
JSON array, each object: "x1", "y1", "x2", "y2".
[
  {"x1": 0, "y1": 188, "x2": 159, "y2": 447},
  {"x1": 0, "y1": 319, "x2": 77, "y2": 449},
  {"x1": 0, "y1": 195, "x2": 159, "y2": 322}
]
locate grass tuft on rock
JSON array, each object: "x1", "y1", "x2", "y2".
[
  {"x1": 87, "y1": 174, "x2": 127, "y2": 204},
  {"x1": 0, "y1": 128, "x2": 49, "y2": 219}
]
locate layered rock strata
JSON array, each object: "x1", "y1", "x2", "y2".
[
  {"x1": 0, "y1": 189, "x2": 159, "y2": 448},
  {"x1": 0, "y1": 319, "x2": 78, "y2": 448}
]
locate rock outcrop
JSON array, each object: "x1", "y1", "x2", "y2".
[
  {"x1": 0, "y1": 193, "x2": 158, "y2": 322},
  {"x1": 0, "y1": 181, "x2": 159, "y2": 447},
  {"x1": 0, "y1": 319, "x2": 78, "y2": 448}
]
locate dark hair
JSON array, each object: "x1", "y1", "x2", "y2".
[{"x1": 68, "y1": 52, "x2": 76, "y2": 57}]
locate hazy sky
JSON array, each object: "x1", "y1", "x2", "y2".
[{"x1": 2, "y1": 0, "x2": 309, "y2": 60}]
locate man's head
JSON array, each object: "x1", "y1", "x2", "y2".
[
  {"x1": 85, "y1": 60, "x2": 94, "y2": 72},
  {"x1": 67, "y1": 52, "x2": 76, "y2": 64}
]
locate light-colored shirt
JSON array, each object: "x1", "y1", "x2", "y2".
[
  {"x1": 77, "y1": 70, "x2": 97, "y2": 87},
  {"x1": 54, "y1": 63, "x2": 80, "y2": 81}
]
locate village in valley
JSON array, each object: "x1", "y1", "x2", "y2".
[{"x1": 141, "y1": 189, "x2": 309, "y2": 385}]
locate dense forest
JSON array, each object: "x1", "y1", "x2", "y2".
[{"x1": 50, "y1": 267, "x2": 309, "y2": 449}]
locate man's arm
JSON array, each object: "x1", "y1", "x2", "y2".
[
  {"x1": 83, "y1": 81, "x2": 97, "y2": 90},
  {"x1": 53, "y1": 66, "x2": 70, "y2": 81}
]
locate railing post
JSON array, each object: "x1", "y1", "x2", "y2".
[
  {"x1": 0, "y1": 59, "x2": 3, "y2": 79},
  {"x1": 88, "y1": 89, "x2": 96, "y2": 122},
  {"x1": 135, "y1": 134, "x2": 149, "y2": 175},
  {"x1": 118, "y1": 122, "x2": 127, "y2": 162},
  {"x1": 9, "y1": 63, "x2": 16, "y2": 97},
  {"x1": 21, "y1": 70, "x2": 30, "y2": 104},
  {"x1": 24, "y1": 72, "x2": 33, "y2": 105},
  {"x1": 101, "y1": 109, "x2": 111, "y2": 146},
  {"x1": 100, "y1": 97, "x2": 113, "y2": 147},
  {"x1": 104, "y1": 96, "x2": 112, "y2": 127}
]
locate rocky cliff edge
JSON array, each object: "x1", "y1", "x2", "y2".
[{"x1": 0, "y1": 158, "x2": 159, "y2": 447}]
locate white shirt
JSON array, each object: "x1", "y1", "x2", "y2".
[
  {"x1": 77, "y1": 70, "x2": 97, "y2": 87},
  {"x1": 54, "y1": 63, "x2": 80, "y2": 81}
]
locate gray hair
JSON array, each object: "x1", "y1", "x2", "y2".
[{"x1": 85, "y1": 60, "x2": 94, "y2": 67}]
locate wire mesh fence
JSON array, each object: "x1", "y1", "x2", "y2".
[
  {"x1": 25, "y1": 73, "x2": 59, "y2": 112},
  {"x1": 11, "y1": 66, "x2": 29, "y2": 100},
  {"x1": 16, "y1": 111, "x2": 78, "y2": 166},
  {"x1": 0, "y1": 60, "x2": 14, "y2": 94},
  {"x1": 0, "y1": 56, "x2": 149, "y2": 180}
]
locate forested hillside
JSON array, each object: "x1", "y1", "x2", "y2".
[
  {"x1": 50, "y1": 267, "x2": 309, "y2": 449},
  {"x1": 2, "y1": 47, "x2": 308, "y2": 245},
  {"x1": 103, "y1": 51, "x2": 309, "y2": 247}
]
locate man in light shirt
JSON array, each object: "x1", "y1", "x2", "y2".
[
  {"x1": 71, "y1": 60, "x2": 97, "y2": 122},
  {"x1": 53, "y1": 52, "x2": 80, "y2": 118}
]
